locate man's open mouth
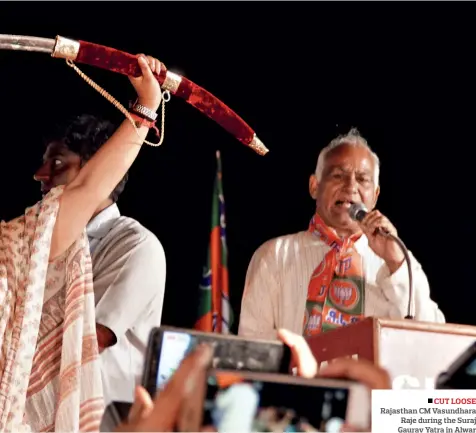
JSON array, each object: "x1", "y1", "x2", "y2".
[{"x1": 334, "y1": 200, "x2": 355, "y2": 209}]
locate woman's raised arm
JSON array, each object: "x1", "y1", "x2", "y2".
[{"x1": 49, "y1": 54, "x2": 162, "y2": 260}]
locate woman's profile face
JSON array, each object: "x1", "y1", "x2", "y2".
[{"x1": 34, "y1": 141, "x2": 82, "y2": 195}]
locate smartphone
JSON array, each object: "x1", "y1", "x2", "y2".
[
  {"x1": 141, "y1": 326, "x2": 292, "y2": 397},
  {"x1": 186, "y1": 369, "x2": 370, "y2": 432},
  {"x1": 436, "y1": 341, "x2": 476, "y2": 389}
]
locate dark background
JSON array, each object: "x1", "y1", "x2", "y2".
[{"x1": 1, "y1": 5, "x2": 473, "y2": 331}]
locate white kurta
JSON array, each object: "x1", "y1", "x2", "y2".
[
  {"x1": 86, "y1": 204, "x2": 166, "y2": 408},
  {"x1": 238, "y1": 230, "x2": 445, "y2": 340}
]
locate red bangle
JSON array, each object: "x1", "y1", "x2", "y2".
[{"x1": 130, "y1": 113, "x2": 160, "y2": 137}]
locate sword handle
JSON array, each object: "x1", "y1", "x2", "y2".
[{"x1": 76, "y1": 40, "x2": 152, "y2": 79}]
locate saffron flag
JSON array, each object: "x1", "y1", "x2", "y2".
[{"x1": 195, "y1": 151, "x2": 233, "y2": 333}]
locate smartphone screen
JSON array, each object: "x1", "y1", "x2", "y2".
[
  {"x1": 156, "y1": 330, "x2": 197, "y2": 390},
  {"x1": 201, "y1": 370, "x2": 359, "y2": 433}
]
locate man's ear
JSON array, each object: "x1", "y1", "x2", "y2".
[
  {"x1": 373, "y1": 185, "x2": 380, "y2": 208},
  {"x1": 309, "y1": 174, "x2": 319, "y2": 200}
]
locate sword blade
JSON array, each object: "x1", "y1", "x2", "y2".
[{"x1": 0, "y1": 34, "x2": 55, "y2": 54}]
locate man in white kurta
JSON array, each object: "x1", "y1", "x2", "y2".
[
  {"x1": 87, "y1": 203, "x2": 166, "y2": 405},
  {"x1": 238, "y1": 129, "x2": 444, "y2": 341}
]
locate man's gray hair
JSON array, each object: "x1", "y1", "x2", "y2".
[{"x1": 314, "y1": 127, "x2": 380, "y2": 186}]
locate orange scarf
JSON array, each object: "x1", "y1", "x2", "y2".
[{"x1": 303, "y1": 213, "x2": 365, "y2": 336}]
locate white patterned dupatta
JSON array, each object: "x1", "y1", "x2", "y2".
[{"x1": 0, "y1": 185, "x2": 104, "y2": 432}]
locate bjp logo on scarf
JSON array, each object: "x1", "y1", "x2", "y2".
[
  {"x1": 303, "y1": 304, "x2": 322, "y2": 336},
  {"x1": 329, "y1": 279, "x2": 359, "y2": 311}
]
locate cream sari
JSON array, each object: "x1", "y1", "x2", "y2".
[{"x1": 0, "y1": 186, "x2": 104, "y2": 432}]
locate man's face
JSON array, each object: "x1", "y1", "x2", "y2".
[
  {"x1": 309, "y1": 144, "x2": 380, "y2": 236},
  {"x1": 34, "y1": 141, "x2": 82, "y2": 195}
]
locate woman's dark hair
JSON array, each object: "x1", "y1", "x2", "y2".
[{"x1": 48, "y1": 114, "x2": 127, "y2": 203}]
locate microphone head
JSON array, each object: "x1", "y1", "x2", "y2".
[{"x1": 349, "y1": 202, "x2": 368, "y2": 222}]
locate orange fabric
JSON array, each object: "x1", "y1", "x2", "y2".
[
  {"x1": 210, "y1": 226, "x2": 222, "y2": 333},
  {"x1": 215, "y1": 372, "x2": 245, "y2": 388},
  {"x1": 303, "y1": 213, "x2": 365, "y2": 336}
]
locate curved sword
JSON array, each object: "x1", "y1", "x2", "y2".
[{"x1": 0, "y1": 34, "x2": 268, "y2": 156}]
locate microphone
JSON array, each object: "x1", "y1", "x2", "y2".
[{"x1": 349, "y1": 203, "x2": 414, "y2": 320}]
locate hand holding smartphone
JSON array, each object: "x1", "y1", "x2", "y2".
[
  {"x1": 182, "y1": 369, "x2": 370, "y2": 432},
  {"x1": 141, "y1": 326, "x2": 292, "y2": 397},
  {"x1": 102, "y1": 326, "x2": 372, "y2": 432}
]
